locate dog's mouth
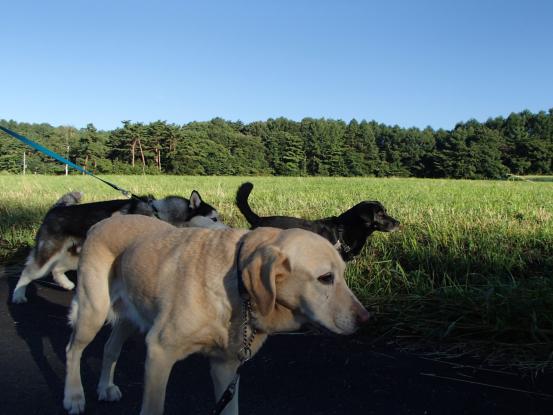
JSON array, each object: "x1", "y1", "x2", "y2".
[
  {"x1": 300, "y1": 322, "x2": 338, "y2": 336},
  {"x1": 376, "y1": 219, "x2": 400, "y2": 232},
  {"x1": 302, "y1": 316, "x2": 362, "y2": 336}
]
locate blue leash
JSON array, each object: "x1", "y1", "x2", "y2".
[{"x1": 0, "y1": 125, "x2": 134, "y2": 198}]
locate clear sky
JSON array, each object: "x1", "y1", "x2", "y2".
[{"x1": 1, "y1": 0, "x2": 552, "y2": 131}]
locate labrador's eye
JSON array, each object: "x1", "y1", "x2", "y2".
[{"x1": 318, "y1": 272, "x2": 334, "y2": 285}]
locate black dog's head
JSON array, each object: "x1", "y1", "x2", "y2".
[
  {"x1": 350, "y1": 201, "x2": 400, "y2": 233},
  {"x1": 330, "y1": 200, "x2": 400, "y2": 261}
]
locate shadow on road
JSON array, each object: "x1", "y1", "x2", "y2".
[{"x1": 0, "y1": 267, "x2": 552, "y2": 415}]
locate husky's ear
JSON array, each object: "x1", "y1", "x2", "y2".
[
  {"x1": 189, "y1": 190, "x2": 202, "y2": 210},
  {"x1": 241, "y1": 246, "x2": 291, "y2": 316}
]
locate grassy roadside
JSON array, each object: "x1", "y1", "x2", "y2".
[{"x1": 1, "y1": 175, "x2": 552, "y2": 370}]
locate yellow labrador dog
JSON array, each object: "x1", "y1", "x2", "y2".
[{"x1": 64, "y1": 215, "x2": 369, "y2": 415}]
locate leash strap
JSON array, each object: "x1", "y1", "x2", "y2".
[
  {"x1": 211, "y1": 369, "x2": 241, "y2": 415},
  {"x1": 212, "y1": 240, "x2": 253, "y2": 415},
  {"x1": 0, "y1": 125, "x2": 135, "y2": 198}
]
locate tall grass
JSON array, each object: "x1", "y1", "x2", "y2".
[{"x1": 1, "y1": 175, "x2": 552, "y2": 369}]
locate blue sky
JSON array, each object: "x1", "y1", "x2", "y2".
[{"x1": 1, "y1": 0, "x2": 552, "y2": 130}]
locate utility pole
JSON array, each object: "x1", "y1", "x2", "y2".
[
  {"x1": 65, "y1": 128, "x2": 70, "y2": 176},
  {"x1": 23, "y1": 151, "x2": 27, "y2": 175}
]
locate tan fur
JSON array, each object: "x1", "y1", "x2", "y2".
[{"x1": 64, "y1": 215, "x2": 369, "y2": 415}]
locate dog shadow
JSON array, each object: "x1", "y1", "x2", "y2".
[
  {"x1": 5, "y1": 273, "x2": 76, "y2": 404},
  {"x1": 3, "y1": 272, "x2": 217, "y2": 414}
]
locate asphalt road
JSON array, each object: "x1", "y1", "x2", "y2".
[{"x1": 1, "y1": 267, "x2": 552, "y2": 415}]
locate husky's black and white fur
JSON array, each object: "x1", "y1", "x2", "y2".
[{"x1": 12, "y1": 190, "x2": 220, "y2": 303}]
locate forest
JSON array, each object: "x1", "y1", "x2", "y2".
[{"x1": 1, "y1": 109, "x2": 552, "y2": 178}]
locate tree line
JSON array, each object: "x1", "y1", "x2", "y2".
[{"x1": 1, "y1": 109, "x2": 552, "y2": 178}]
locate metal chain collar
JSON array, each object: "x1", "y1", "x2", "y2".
[
  {"x1": 238, "y1": 298, "x2": 257, "y2": 363},
  {"x1": 212, "y1": 241, "x2": 256, "y2": 415}
]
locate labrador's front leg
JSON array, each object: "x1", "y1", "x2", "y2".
[
  {"x1": 140, "y1": 342, "x2": 182, "y2": 415},
  {"x1": 210, "y1": 357, "x2": 241, "y2": 415}
]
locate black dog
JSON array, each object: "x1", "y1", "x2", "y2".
[{"x1": 236, "y1": 182, "x2": 400, "y2": 261}]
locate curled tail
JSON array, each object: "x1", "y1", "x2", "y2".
[
  {"x1": 236, "y1": 182, "x2": 260, "y2": 227},
  {"x1": 53, "y1": 191, "x2": 84, "y2": 208}
]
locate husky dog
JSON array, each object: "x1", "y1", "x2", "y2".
[
  {"x1": 236, "y1": 182, "x2": 400, "y2": 261},
  {"x1": 12, "y1": 190, "x2": 220, "y2": 304}
]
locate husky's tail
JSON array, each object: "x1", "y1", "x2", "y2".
[
  {"x1": 53, "y1": 191, "x2": 84, "y2": 208},
  {"x1": 236, "y1": 182, "x2": 260, "y2": 227}
]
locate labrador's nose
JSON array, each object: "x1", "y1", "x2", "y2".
[{"x1": 356, "y1": 308, "x2": 371, "y2": 325}]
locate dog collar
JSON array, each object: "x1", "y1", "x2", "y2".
[
  {"x1": 234, "y1": 240, "x2": 256, "y2": 362},
  {"x1": 212, "y1": 241, "x2": 256, "y2": 414},
  {"x1": 150, "y1": 202, "x2": 161, "y2": 220},
  {"x1": 336, "y1": 225, "x2": 352, "y2": 257},
  {"x1": 236, "y1": 241, "x2": 249, "y2": 299}
]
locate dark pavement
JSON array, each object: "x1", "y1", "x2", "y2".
[{"x1": 1, "y1": 266, "x2": 552, "y2": 415}]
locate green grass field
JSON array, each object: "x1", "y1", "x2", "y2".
[{"x1": 1, "y1": 175, "x2": 552, "y2": 370}]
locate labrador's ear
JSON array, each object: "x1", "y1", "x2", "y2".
[
  {"x1": 241, "y1": 246, "x2": 291, "y2": 316},
  {"x1": 189, "y1": 190, "x2": 202, "y2": 210}
]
